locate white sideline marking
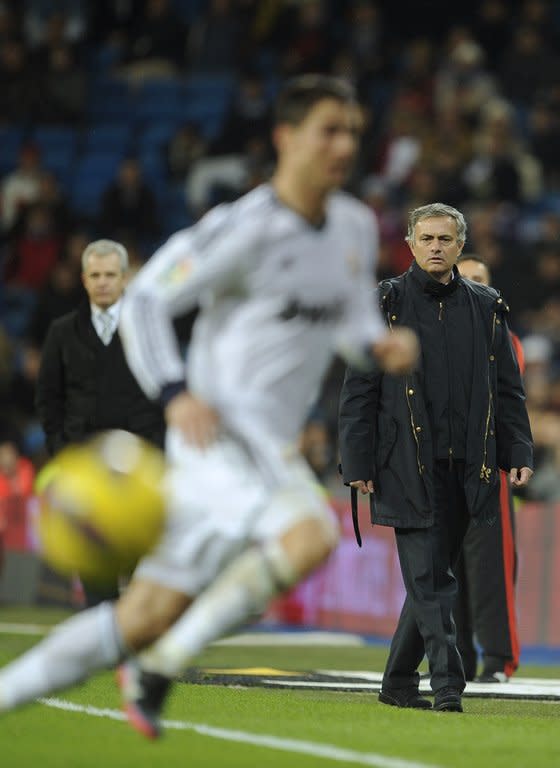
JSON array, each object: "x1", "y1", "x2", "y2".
[
  {"x1": 39, "y1": 697, "x2": 443, "y2": 768},
  {"x1": 0, "y1": 623, "x2": 365, "y2": 646}
]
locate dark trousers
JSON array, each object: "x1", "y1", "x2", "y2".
[
  {"x1": 81, "y1": 580, "x2": 120, "y2": 607},
  {"x1": 454, "y1": 470, "x2": 519, "y2": 679},
  {"x1": 382, "y1": 460, "x2": 471, "y2": 694}
]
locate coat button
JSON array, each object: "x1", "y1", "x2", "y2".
[
  {"x1": 496, "y1": 319, "x2": 501, "y2": 325},
  {"x1": 391, "y1": 314, "x2": 397, "y2": 321},
  {"x1": 415, "y1": 426, "x2": 422, "y2": 432},
  {"x1": 490, "y1": 429, "x2": 494, "y2": 436},
  {"x1": 408, "y1": 388, "x2": 414, "y2": 395},
  {"x1": 489, "y1": 355, "x2": 495, "y2": 361},
  {"x1": 497, "y1": 298, "x2": 503, "y2": 303}
]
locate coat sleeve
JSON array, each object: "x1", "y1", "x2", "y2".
[
  {"x1": 338, "y1": 365, "x2": 381, "y2": 484},
  {"x1": 35, "y1": 325, "x2": 67, "y2": 456},
  {"x1": 495, "y1": 314, "x2": 533, "y2": 471}
]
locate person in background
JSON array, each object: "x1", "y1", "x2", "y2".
[
  {"x1": 339, "y1": 202, "x2": 533, "y2": 713},
  {"x1": 35, "y1": 239, "x2": 165, "y2": 607},
  {"x1": 455, "y1": 253, "x2": 524, "y2": 682}
]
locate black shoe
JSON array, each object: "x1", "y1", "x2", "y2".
[
  {"x1": 379, "y1": 687, "x2": 432, "y2": 709},
  {"x1": 117, "y1": 661, "x2": 172, "y2": 739},
  {"x1": 434, "y1": 687, "x2": 463, "y2": 712},
  {"x1": 475, "y1": 671, "x2": 509, "y2": 684}
]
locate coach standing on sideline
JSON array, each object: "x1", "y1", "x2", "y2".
[
  {"x1": 36, "y1": 239, "x2": 165, "y2": 606},
  {"x1": 338, "y1": 203, "x2": 533, "y2": 713}
]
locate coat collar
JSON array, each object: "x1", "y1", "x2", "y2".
[{"x1": 409, "y1": 260, "x2": 460, "y2": 297}]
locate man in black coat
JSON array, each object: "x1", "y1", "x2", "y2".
[
  {"x1": 36, "y1": 239, "x2": 165, "y2": 605},
  {"x1": 338, "y1": 203, "x2": 533, "y2": 713}
]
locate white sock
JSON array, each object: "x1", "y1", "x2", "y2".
[
  {"x1": 0, "y1": 603, "x2": 125, "y2": 711},
  {"x1": 140, "y1": 541, "x2": 297, "y2": 678}
]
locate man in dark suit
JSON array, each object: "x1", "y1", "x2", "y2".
[
  {"x1": 338, "y1": 203, "x2": 533, "y2": 713},
  {"x1": 36, "y1": 239, "x2": 165, "y2": 606}
]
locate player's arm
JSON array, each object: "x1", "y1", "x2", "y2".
[
  {"x1": 120, "y1": 206, "x2": 257, "y2": 403},
  {"x1": 119, "y1": 206, "x2": 260, "y2": 446}
]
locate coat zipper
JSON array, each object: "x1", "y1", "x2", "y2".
[
  {"x1": 439, "y1": 299, "x2": 454, "y2": 470},
  {"x1": 405, "y1": 381, "x2": 423, "y2": 475},
  {"x1": 480, "y1": 311, "x2": 497, "y2": 483}
]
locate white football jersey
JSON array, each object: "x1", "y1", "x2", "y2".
[{"x1": 120, "y1": 183, "x2": 385, "y2": 452}]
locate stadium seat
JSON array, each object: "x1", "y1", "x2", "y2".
[
  {"x1": 0, "y1": 126, "x2": 26, "y2": 174},
  {"x1": 137, "y1": 120, "x2": 180, "y2": 154},
  {"x1": 134, "y1": 79, "x2": 183, "y2": 124},
  {"x1": 171, "y1": 0, "x2": 205, "y2": 22},
  {"x1": 88, "y1": 77, "x2": 133, "y2": 122},
  {"x1": 70, "y1": 152, "x2": 123, "y2": 217},
  {"x1": 83, "y1": 123, "x2": 134, "y2": 154}
]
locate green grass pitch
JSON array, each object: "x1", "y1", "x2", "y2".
[{"x1": 0, "y1": 606, "x2": 558, "y2": 768}]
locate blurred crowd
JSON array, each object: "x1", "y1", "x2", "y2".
[{"x1": 1, "y1": 0, "x2": 560, "y2": 501}]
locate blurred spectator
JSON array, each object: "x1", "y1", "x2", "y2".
[
  {"x1": 299, "y1": 417, "x2": 334, "y2": 485},
  {"x1": 4, "y1": 203, "x2": 63, "y2": 291},
  {"x1": 463, "y1": 98, "x2": 542, "y2": 205},
  {"x1": 166, "y1": 122, "x2": 208, "y2": 182},
  {"x1": 88, "y1": 0, "x2": 142, "y2": 47},
  {"x1": 0, "y1": 144, "x2": 44, "y2": 233},
  {"x1": 0, "y1": 39, "x2": 35, "y2": 124},
  {"x1": 0, "y1": 422, "x2": 35, "y2": 574},
  {"x1": 280, "y1": 0, "x2": 333, "y2": 76},
  {"x1": 188, "y1": 0, "x2": 242, "y2": 73},
  {"x1": 499, "y1": 25, "x2": 560, "y2": 109},
  {"x1": 26, "y1": 257, "x2": 85, "y2": 349},
  {"x1": 435, "y1": 36, "x2": 498, "y2": 125},
  {"x1": 210, "y1": 72, "x2": 271, "y2": 156},
  {"x1": 98, "y1": 157, "x2": 160, "y2": 245},
  {"x1": 121, "y1": 0, "x2": 187, "y2": 79},
  {"x1": 35, "y1": 43, "x2": 87, "y2": 123},
  {"x1": 527, "y1": 92, "x2": 560, "y2": 189},
  {"x1": 22, "y1": 3, "x2": 87, "y2": 50},
  {"x1": 471, "y1": 0, "x2": 512, "y2": 72}
]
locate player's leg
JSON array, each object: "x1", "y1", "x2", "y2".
[
  {"x1": 0, "y1": 578, "x2": 191, "y2": 714},
  {"x1": 121, "y1": 457, "x2": 339, "y2": 738}
]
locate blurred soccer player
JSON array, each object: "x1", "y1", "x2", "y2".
[{"x1": 0, "y1": 75, "x2": 418, "y2": 734}]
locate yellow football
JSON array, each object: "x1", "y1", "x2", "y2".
[{"x1": 35, "y1": 431, "x2": 166, "y2": 586}]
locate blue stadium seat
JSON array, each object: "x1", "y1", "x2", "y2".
[
  {"x1": 88, "y1": 76, "x2": 133, "y2": 122},
  {"x1": 70, "y1": 152, "x2": 123, "y2": 217},
  {"x1": 171, "y1": 0, "x2": 205, "y2": 22},
  {"x1": 83, "y1": 123, "x2": 134, "y2": 154},
  {"x1": 138, "y1": 120, "x2": 180, "y2": 153},
  {"x1": 134, "y1": 79, "x2": 183, "y2": 124},
  {"x1": 0, "y1": 126, "x2": 26, "y2": 174}
]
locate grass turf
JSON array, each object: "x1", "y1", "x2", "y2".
[{"x1": 0, "y1": 606, "x2": 559, "y2": 768}]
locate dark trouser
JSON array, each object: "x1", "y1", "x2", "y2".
[
  {"x1": 81, "y1": 580, "x2": 120, "y2": 607},
  {"x1": 454, "y1": 470, "x2": 519, "y2": 679},
  {"x1": 382, "y1": 460, "x2": 471, "y2": 694}
]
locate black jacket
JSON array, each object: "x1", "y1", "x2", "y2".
[
  {"x1": 338, "y1": 263, "x2": 533, "y2": 529},
  {"x1": 36, "y1": 299, "x2": 165, "y2": 455}
]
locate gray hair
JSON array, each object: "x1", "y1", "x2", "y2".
[
  {"x1": 405, "y1": 203, "x2": 467, "y2": 245},
  {"x1": 81, "y1": 239, "x2": 129, "y2": 272}
]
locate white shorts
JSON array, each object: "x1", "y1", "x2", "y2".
[{"x1": 134, "y1": 428, "x2": 338, "y2": 595}]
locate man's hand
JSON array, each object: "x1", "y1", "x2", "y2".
[
  {"x1": 165, "y1": 392, "x2": 220, "y2": 450},
  {"x1": 349, "y1": 480, "x2": 374, "y2": 495},
  {"x1": 509, "y1": 466, "x2": 533, "y2": 488},
  {"x1": 372, "y1": 327, "x2": 419, "y2": 375}
]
